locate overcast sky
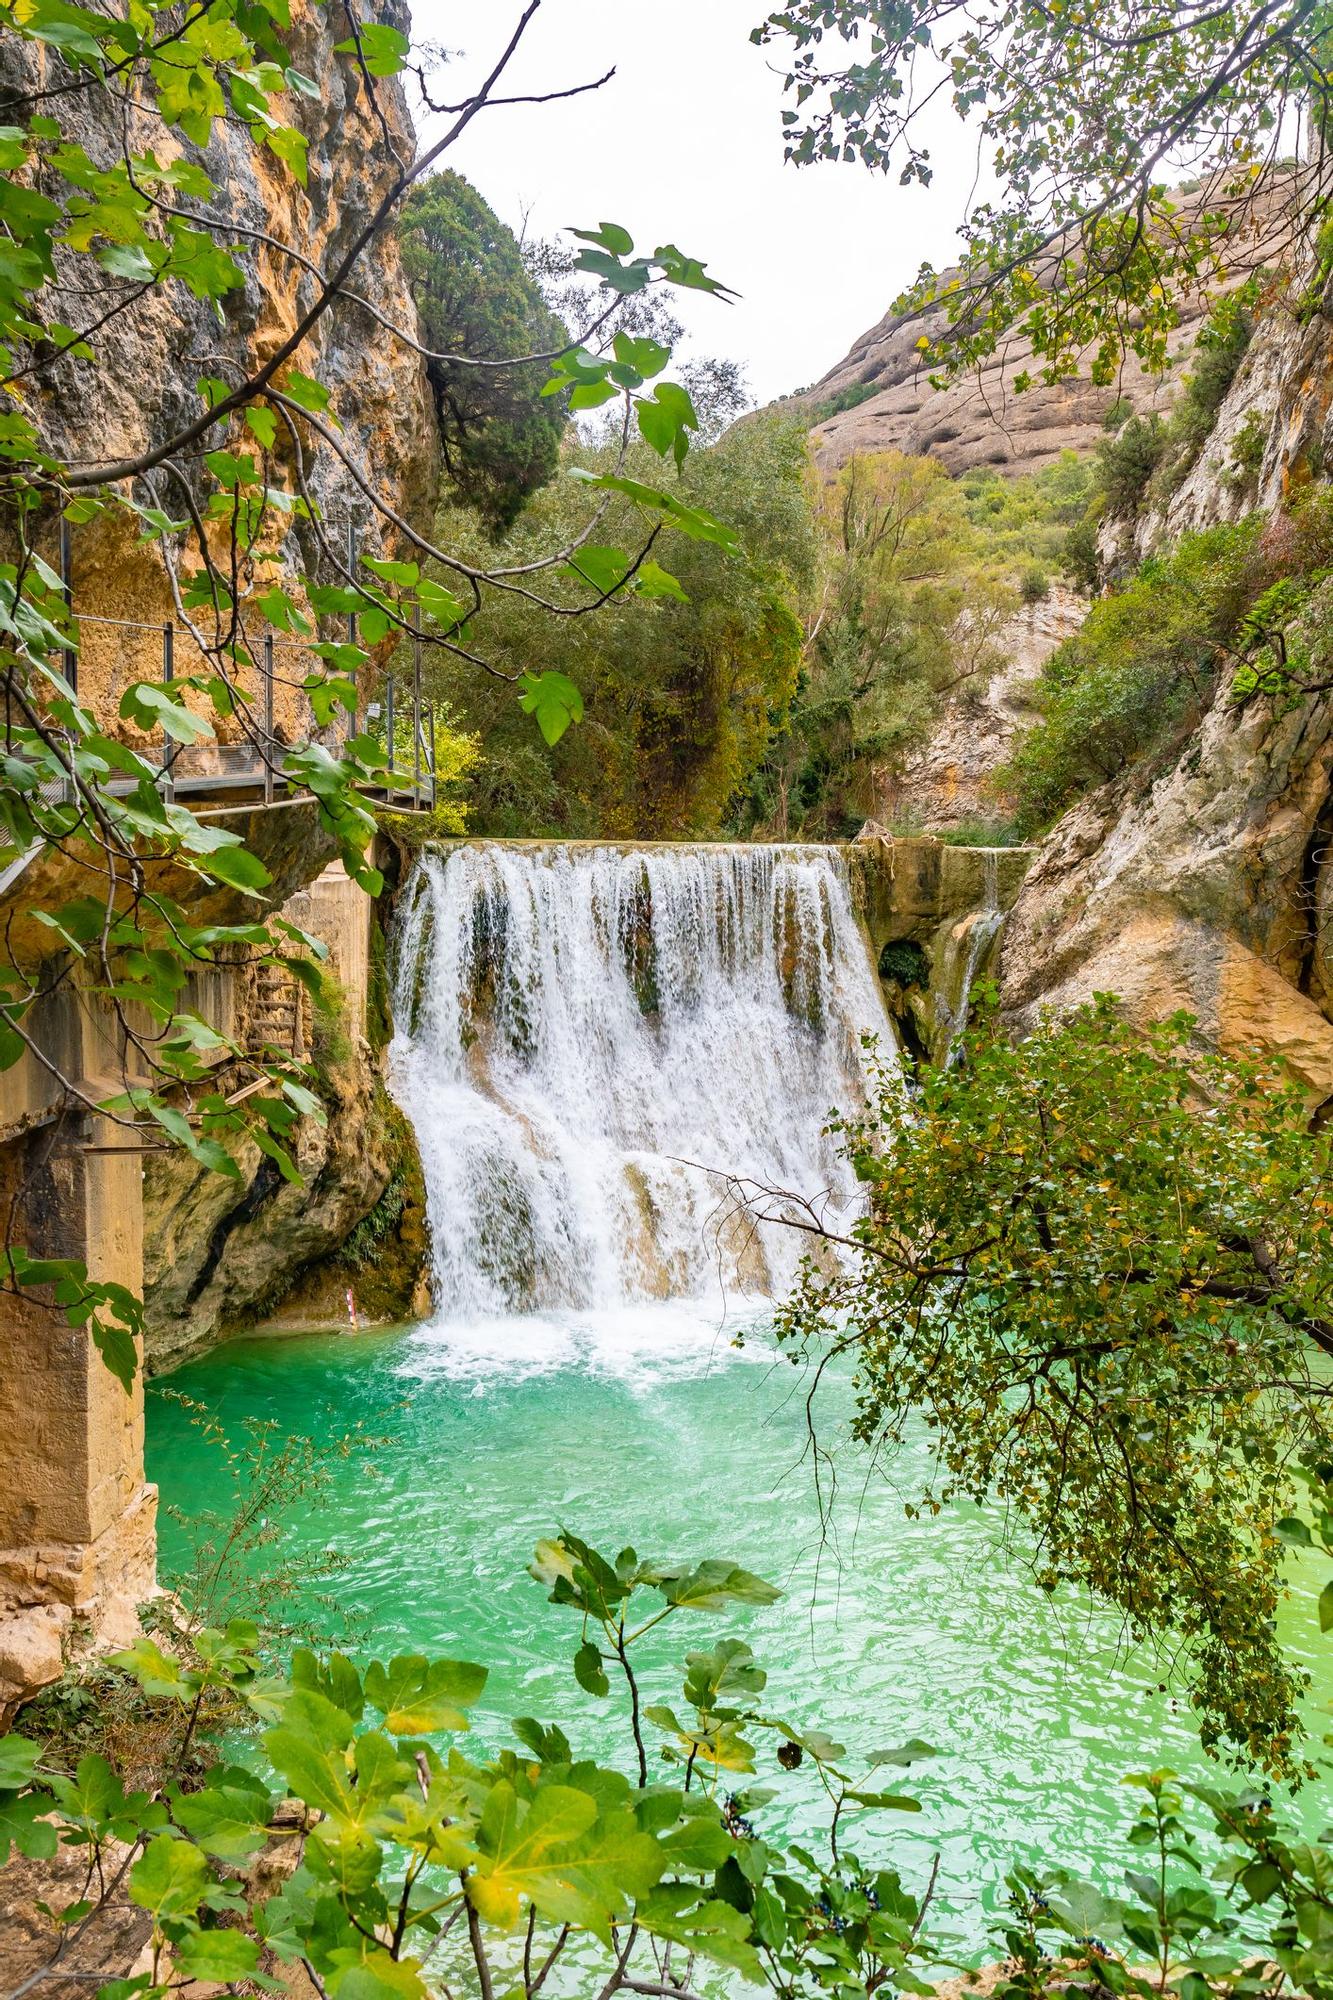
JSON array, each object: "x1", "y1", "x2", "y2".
[{"x1": 409, "y1": 1, "x2": 977, "y2": 406}]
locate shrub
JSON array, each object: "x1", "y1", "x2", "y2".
[
  {"x1": 998, "y1": 518, "x2": 1263, "y2": 832},
  {"x1": 1062, "y1": 517, "x2": 1101, "y2": 593},
  {"x1": 1095, "y1": 412, "x2": 1167, "y2": 514},
  {"x1": 1228, "y1": 407, "x2": 1268, "y2": 485},
  {"x1": 877, "y1": 937, "x2": 929, "y2": 986},
  {"x1": 810, "y1": 377, "x2": 881, "y2": 422},
  {"x1": 1019, "y1": 563, "x2": 1050, "y2": 603}
]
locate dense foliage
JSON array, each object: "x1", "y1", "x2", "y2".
[
  {"x1": 433, "y1": 417, "x2": 813, "y2": 838},
  {"x1": 768, "y1": 999, "x2": 1333, "y2": 1770},
  {"x1": 740, "y1": 451, "x2": 1017, "y2": 838},
  {"x1": 753, "y1": 2, "x2": 1325, "y2": 389},
  {"x1": 998, "y1": 519, "x2": 1263, "y2": 833},
  {"x1": 739, "y1": 449, "x2": 1099, "y2": 840},
  {"x1": 399, "y1": 173, "x2": 569, "y2": 534},
  {"x1": 3, "y1": 1532, "x2": 944, "y2": 2000}
]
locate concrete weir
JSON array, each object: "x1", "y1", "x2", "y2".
[{"x1": 0, "y1": 829, "x2": 1030, "y2": 1710}]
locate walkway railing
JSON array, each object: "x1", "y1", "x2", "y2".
[{"x1": 44, "y1": 590, "x2": 437, "y2": 813}]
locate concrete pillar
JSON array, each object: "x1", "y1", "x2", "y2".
[{"x1": 0, "y1": 985, "x2": 157, "y2": 1715}]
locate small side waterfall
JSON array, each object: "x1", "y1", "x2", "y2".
[
  {"x1": 941, "y1": 850, "x2": 1004, "y2": 1065},
  {"x1": 388, "y1": 843, "x2": 894, "y2": 1321}
]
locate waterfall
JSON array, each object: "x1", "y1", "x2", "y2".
[
  {"x1": 943, "y1": 850, "x2": 1004, "y2": 1066},
  {"x1": 388, "y1": 843, "x2": 894, "y2": 1322}
]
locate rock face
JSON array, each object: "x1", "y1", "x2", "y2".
[
  {"x1": 142, "y1": 862, "x2": 431, "y2": 1370},
  {"x1": 847, "y1": 836, "x2": 1034, "y2": 1065},
  {"x1": 5, "y1": 0, "x2": 437, "y2": 730},
  {"x1": 997, "y1": 662, "x2": 1333, "y2": 1102},
  {"x1": 1113, "y1": 295, "x2": 1333, "y2": 565},
  {"x1": 795, "y1": 309, "x2": 1187, "y2": 478},
  {"x1": 995, "y1": 281, "x2": 1333, "y2": 1093},
  {"x1": 885, "y1": 585, "x2": 1087, "y2": 831}
]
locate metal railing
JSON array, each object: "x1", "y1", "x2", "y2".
[{"x1": 39, "y1": 535, "x2": 438, "y2": 815}]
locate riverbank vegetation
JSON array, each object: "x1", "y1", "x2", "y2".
[
  {"x1": 774, "y1": 997, "x2": 1333, "y2": 1771},
  {"x1": 996, "y1": 488, "x2": 1333, "y2": 835}
]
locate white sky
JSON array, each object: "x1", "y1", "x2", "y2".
[{"x1": 409, "y1": 1, "x2": 977, "y2": 406}]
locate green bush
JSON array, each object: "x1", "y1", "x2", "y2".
[
  {"x1": 1062, "y1": 516, "x2": 1102, "y2": 593},
  {"x1": 998, "y1": 518, "x2": 1263, "y2": 832},
  {"x1": 1228, "y1": 407, "x2": 1268, "y2": 485},
  {"x1": 1094, "y1": 412, "x2": 1167, "y2": 514},
  {"x1": 1147, "y1": 293, "x2": 1256, "y2": 506},
  {"x1": 399, "y1": 173, "x2": 569, "y2": 534},
  {"x1": 877, "y1": 938, "x2": 929, "y2": 986},
  {"x1": 810, "y1": 377, "x2": 881, "y2": 422},
  {"x1": 1019, "y1": 563, "x2": 1050, "y2": 603}
]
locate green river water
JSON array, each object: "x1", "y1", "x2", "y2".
[{"x1": 145, "y1": 1298, "x2": 1333, "y2": 1961}]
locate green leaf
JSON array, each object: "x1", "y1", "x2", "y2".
[
  {"x1": 174, "y1": 1929, "x2": 263, "y2": 1982},
  {"x1": 571, "y1": 222, "x2": 635, "y2": 257},
  {"x1": 844, "y1": 1789, "x2": 921, "y2": 1811},
  {"x1": 469, "y1": 1781, "x2": 664, "y2": 1942},
  {"x1": 684, "y1": 1640, "x2": 767, "y2": 1708},
  {"x1": 362, "y1": 1654, "x2": 486, "y2": 1734},
  {"x1": 129, "y1": 1836, "x2": 212, "y2": 1920},
  {"x1": 334, "y1": 21, "x2": 409, "y2": 73},
  {"x1": 0, "y1": 1737, "x2": 41, "y2": 1790},
  {"x1": 867, "y1": 1737, "x2": 937, "y2": 1768},
  {"x1": 108, "y1": 1637, "x2": 188, "y2": 1701},
  {"x1": 567, "y1": 469, "x2": 740, "y2": 555},
  {"x1": 636, "y1": 381, "x2": 700, "y2": 467},
  {"x1": 362, "y1": 555, "x2": 418, "y2": 587},
  {"x1": 662, "y1": 1561, "x2": 781, "y2": 1611},
  {"x1": 637, "y1": 560, "x2": 688, "y2": 602},
  {"x1": 282, "y1": 370, "x2": 333, "y2": 417},
  {"x1": 118, "y1": 683, "x2": 214, "y2": 743},
  {"x1": 199, "y1": 844, "x2": 273, "y2": 895},
  {"x1": 0, "y1": 1789, "x2": 57, "y2": 1865},
  {"x1": 1319, "y1": 1579, "x2": 1333, "y2": 1633},
  {"x1": 573, "y1": 1642, "x2": 609, "y2": 1698},
  {"x1": 518, "y1": 671, "x2": 584, "y2": 747},
  {"x1": 170, "y1": 1766, "x2": 273, "y2": 1861}
]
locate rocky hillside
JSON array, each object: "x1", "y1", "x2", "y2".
[
  {"x1": 793, "y1": 305, "x2": 1190, "y2": 479},
  {"x1": 789, "y1": 188, "x2": 1283, "y2": 480},
  {"x1": 993, "y1": 285, "x2": 1333, "y2": 1103}
]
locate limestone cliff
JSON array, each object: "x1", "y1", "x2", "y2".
[
  {"x1": 992, "y1": 280, "x2": 1333, "y2": 1097},
  {"x1": 5, "y1": 0, "x2": 438, "y2": 736},
  {"x1": 790, "y1": 187, "x2": 1282, "y2": 480},
  {"x1": 793, "y1": 306, "x2": 1187, "y2": 478},
  {"x1": 885, "y1": 587, "x2": 1086, "y2": 832}
]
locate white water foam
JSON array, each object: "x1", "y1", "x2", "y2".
[
  {"x1": 396, "y1": 1299, "x2": 776, "y2": 1393},
  {"x1": 388, "y1": 843, "x2": 894, "y2": 1328}
]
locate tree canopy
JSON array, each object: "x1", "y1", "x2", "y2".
[
  {"x1": 754, "y1": 0, "x2": 1330, "y2": 385},
  {"x1": 399, "y1": 172, "x2": 570, "y2": 534},
  {"x1": 760, "y1": 999, "x2": 1333, "y2": 1770}
]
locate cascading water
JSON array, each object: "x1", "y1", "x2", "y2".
[
  {"x1": 388, "y1": 842, "x2": 894, "y2": 1323},
  {"x1": 942, "y1": 849, "x2": 1004, "y2": 1065}
]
